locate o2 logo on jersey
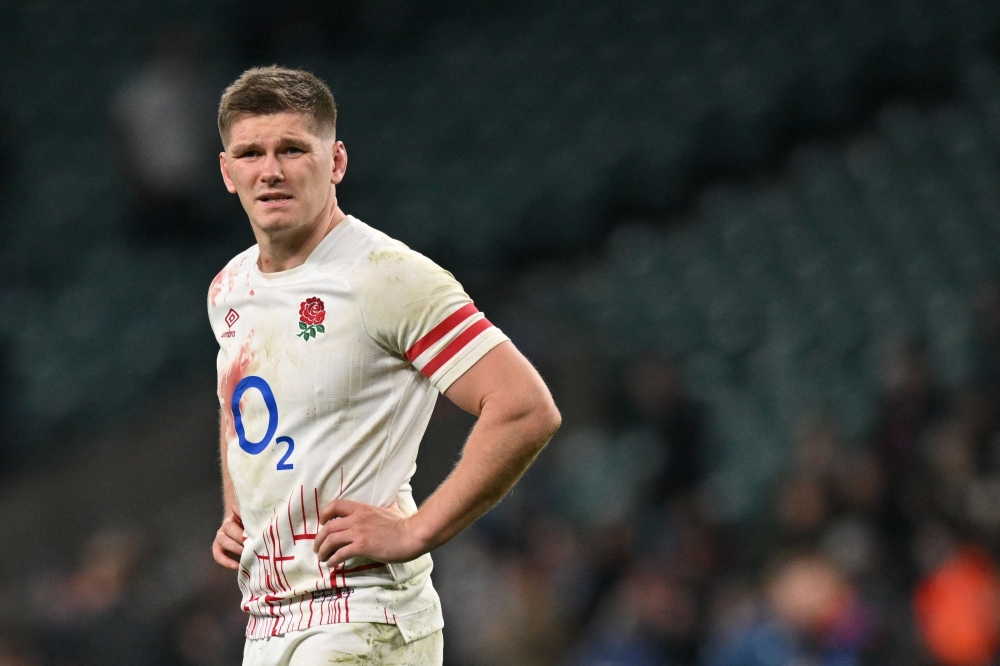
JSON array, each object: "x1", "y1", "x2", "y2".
[{"x1": 231, "y1": 376, "x2": 294, "y2": 471}]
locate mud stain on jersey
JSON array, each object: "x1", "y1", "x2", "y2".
[
  {"x1": 356, "y1": 249, "x2": 470, "y2": 355},
  {"x1": 402, "y1": 629, "x2": 443, "y2": 665},
  {"x1": 325, "y1": 624, "x2": 439, "y2": 665},
  {"x1": 366, "y1": 250, "x2": 409, "y2": 285},
  {"x1": 323, "y1": 624, "x2": 376, "y2": 665},
  {"x1": 366, "y1": 249, "x2": 406, "y2": 266}
]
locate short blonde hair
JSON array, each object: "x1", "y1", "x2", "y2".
[{"x1": 218, "y1": 66, "x2": 337, "y2": 143}]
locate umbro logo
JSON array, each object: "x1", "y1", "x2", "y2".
[{"x1": 222, "y1": 308, "x2": 240, "y2": 338}]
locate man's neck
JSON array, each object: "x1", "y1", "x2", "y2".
[{"x1": 255, "y1": 206, "x2": 346, "y2": 273}]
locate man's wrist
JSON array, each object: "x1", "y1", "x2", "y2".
[{"x1": 405, "y1": 511, "x2": 440, "y2": 556}]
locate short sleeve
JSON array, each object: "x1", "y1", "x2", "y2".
[{"x1": 353, "y1": 245, "x2": 509, "y2": 392}]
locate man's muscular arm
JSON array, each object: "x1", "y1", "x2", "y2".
[
  {"x1": 212, "y1": 416, "x2": 245, "y2": 570},
  {"x1": 314, "y1": 341, "x2": 561, "y2": 566}
]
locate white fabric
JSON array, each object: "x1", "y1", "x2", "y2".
[
  {"x1": 242, "y1": 624, "x2": 443, "y2": 666},
  {"x1": 208, "y1": 216, "x2": 508, "y2": 642}
]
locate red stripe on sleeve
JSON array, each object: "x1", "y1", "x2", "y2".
[
  {"x1": 405, "y1": 303, "x2": 478, "y2": 362},
  {"x1": 421, "y1": 318, "x2": 493, "y2": 379}
]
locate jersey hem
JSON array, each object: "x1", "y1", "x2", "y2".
[{"x1": 245, "y1": 602, "x2": 444, "y2": 644}]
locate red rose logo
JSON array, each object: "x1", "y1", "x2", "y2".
[
  {"x1": 297, "y1": 297, "x2": 326, "y2": 341},
  {"x1": 299, "y1": 297, "x2": 326, "y2": 325}
]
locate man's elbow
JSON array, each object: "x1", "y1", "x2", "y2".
[{"x1": 525, "y1": 395, "x2": 561, "y2": 449}]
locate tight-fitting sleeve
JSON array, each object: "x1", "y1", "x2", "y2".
[{"x1": 351, "y1": 244, "x2": 509, "y2": 392}]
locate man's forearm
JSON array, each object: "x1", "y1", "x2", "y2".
[
  {"x1": 408, "y1": 398, "x2": 560, "y2": 552},
  {"x1": 312, "y1": 344, "x2": 560, "y2": 568}
]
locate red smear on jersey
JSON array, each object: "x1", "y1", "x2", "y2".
[
  {"x1": 211, "y1": 257, "x2": 252, "y2": 307},
  {"x1": 233, "y1": 256, "x2": 250, "y2": 296},
  {"x1": 219, "y1": 341, "x2": 254, "y2": 434},
  {"x1": 250, "y1": 289, "x2": 255, "y2": 296},
  {"x1": 209, "y1": 269, "x2": 225, "y2": 307}
]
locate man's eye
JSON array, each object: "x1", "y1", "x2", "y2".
[
  {"x1": 286, "y1": 146, "x2": 304, "y2": 154},
  {"x1": 239, "y1": 150, "x2": 261, "y2": 158}
]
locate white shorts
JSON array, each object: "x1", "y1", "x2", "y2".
[{"x1": 242, "y1": 623, "x2": 443, "y2": 666}]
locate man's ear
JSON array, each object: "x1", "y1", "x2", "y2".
[
  {"x1": 220, "y1": 152, "x2": 238, "y2": 194},
  {"x1": 331, "y1": 141, "x2": 348, "y2": 185}
]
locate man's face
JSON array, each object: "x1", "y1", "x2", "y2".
[{"x1": 219, "y1": 112, "x2": 345, "y2": 235}]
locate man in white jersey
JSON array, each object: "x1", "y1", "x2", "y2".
[{"x1": 207, "y1": 67, "x2": 561, "y2": 665}]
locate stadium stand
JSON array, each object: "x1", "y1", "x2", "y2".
[
  {"x1": 516, "y1": 57, "x2": 1000, "y2": 517},
  {"x1": 2, "y1": 0, "x2": 999, "y2": 452}
]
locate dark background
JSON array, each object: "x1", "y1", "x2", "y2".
[{"x1": 4, "y1": 1, "x2": 1000, "y2": 664}]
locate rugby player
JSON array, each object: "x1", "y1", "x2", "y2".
[{"x1": 207, "y1": 66, "x2": 561, "y2": 665}]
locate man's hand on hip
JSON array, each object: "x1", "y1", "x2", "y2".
[
  {"x1": 212, "y1": 511, "x2": 245, "y2": 571},
  {"x1": 313, "y1": 499, "x2": 423, "y2": 568}
]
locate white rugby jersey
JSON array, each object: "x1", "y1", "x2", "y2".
[{"x1": 207, "y1": 215, "x2": 508, "y2": 642}]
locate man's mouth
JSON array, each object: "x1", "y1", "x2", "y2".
[{"x1": 258, "y1": 194, "x2": 293, "y2": 207}]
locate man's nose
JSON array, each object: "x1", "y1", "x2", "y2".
[{"x1": 259, "y1": 153, "x2": 284, "y2": 183}]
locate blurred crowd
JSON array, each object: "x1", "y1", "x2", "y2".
[
  {"x1": 422, "y1": 285, "x2": 1000, "y2": 666},
  {"x1": 5, "y1": 288, "x2": 1000, "y2": 666}
]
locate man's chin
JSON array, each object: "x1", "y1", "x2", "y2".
[{"x1": 250, "y1": 214, "x2": 306, "y2": 235}]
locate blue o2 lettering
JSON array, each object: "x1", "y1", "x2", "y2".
[
  {"x1": 231, "y1": 376, "x2": 278, "y2": 454},
  {"x1": 275, "y1": 436, "x2": 295, "y2": 470},
  {"x1": 231, "y1": 376, "x2": 294, "y2": 470}
]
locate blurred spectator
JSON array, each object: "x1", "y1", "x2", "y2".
[
  {"x1": 819, "y1": 517, "x2": 880, "y2": 585},
  {"x1": 163, "y1": 562, "x2": 246, "y2": 666},
  {"x1": 476, "y1": 543, "x2": 575, "y2": 665},
  {"x1": 870, "y1": 337, "x2": 948, "y2": 578},
  {"x1": 923, "y1": 411, "x2": 979, "y2": 524},
  {"x1": 872, "y1": 338, "x2": 948, "y2": 486},
  {"x1": 569, "y1": 563, "x2": 699, "y2": 666},
  {"x1": 774, "y1": 473, "x2": 831, "y2": 544},
  {"x1": 567, "y1": 501, "x2": 724, "y2": 665},
  {"x1": 435, "y1": 521, "x2": 587, "y2": 666},
  {"x1": 914, "y1": 543, "x2": 1000, "y2": 666},
  {"x1": 32, "y1": 528, "x2": 166, "y2": 666},
  {"x1": 770, "y1": 415, "x2": 882, "y2": 556},
  {"x1": 705, "y1": 554, "x2": 877, "y2": 666},
  {"x1": 111, "y1": 31, "x2": 218, "y2": 244},
  {"x1": 621, "y1": 354, "x2": 708, "y2": 505},
  {"x1": 911, "y1": 389, "x2": 1000, "y2": 542}
]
